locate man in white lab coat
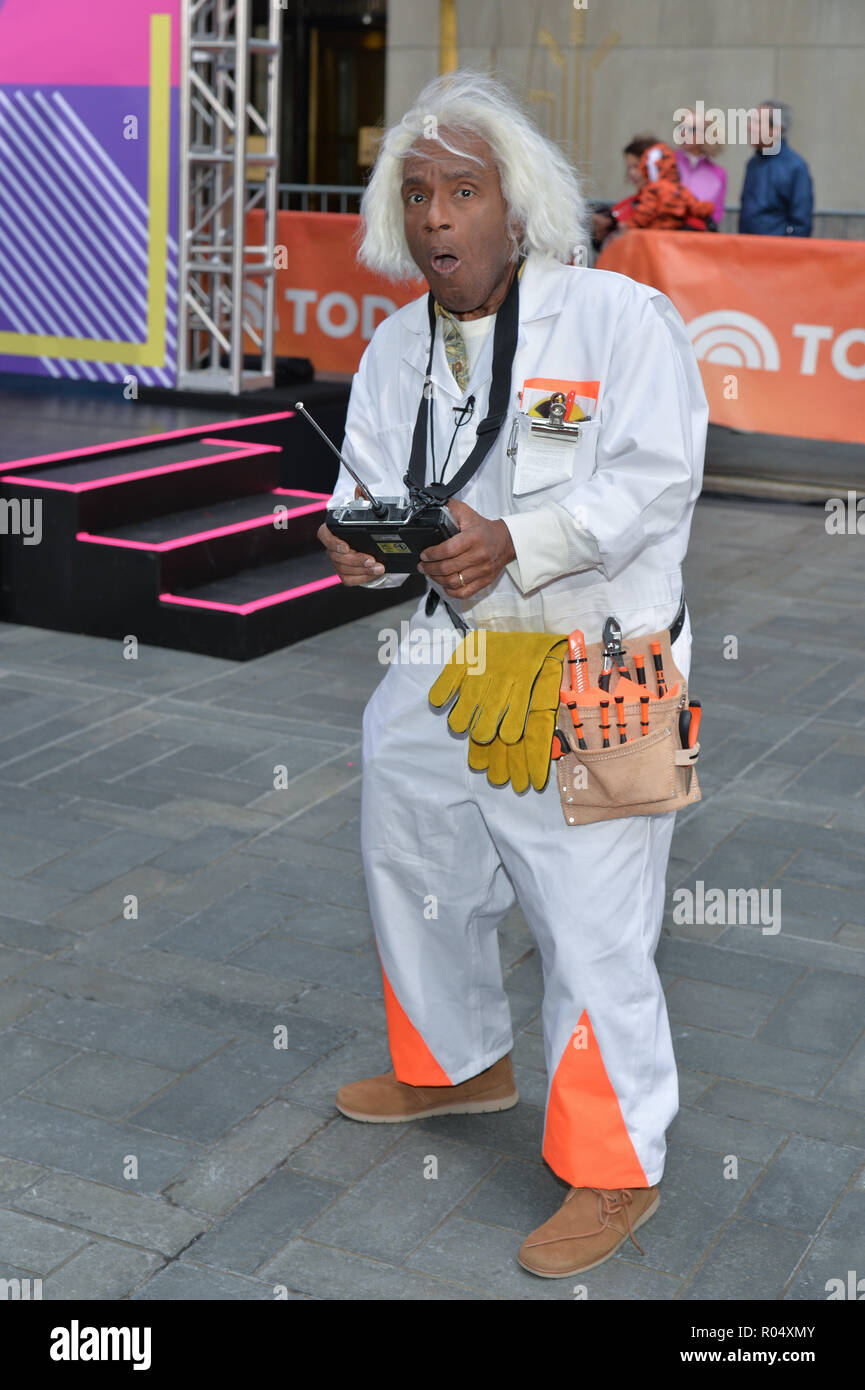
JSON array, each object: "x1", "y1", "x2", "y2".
[{"x1": 316, "y1": 70, "x2": 708, "y2": 1278}]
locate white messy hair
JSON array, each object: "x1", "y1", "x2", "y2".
[{"x1": 359, "y1": 69, "x2": 588, "y2": 279}]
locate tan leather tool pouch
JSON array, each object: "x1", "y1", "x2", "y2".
[{"x1": 556, "y1": 624, "x2": 701, "y2": 825}]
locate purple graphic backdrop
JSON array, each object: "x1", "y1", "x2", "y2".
[{"x1": 0, "y1": 4, "x2": 180, "y2": 385}]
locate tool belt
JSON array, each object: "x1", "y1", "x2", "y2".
[
  {"x1": 426, "y1": 592, "x2": 701, "y2": 817},
  {"x1": 554, "y1": 614, "x2": 701, "y2": 826}
]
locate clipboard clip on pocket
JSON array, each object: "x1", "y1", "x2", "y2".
[{"x1": 510, "y1": 413, "x2": 600, "y2": 496}]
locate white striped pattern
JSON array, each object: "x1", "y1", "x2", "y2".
[{"x1": 0, "y1": 86, "x2": 177, "y2": 385}]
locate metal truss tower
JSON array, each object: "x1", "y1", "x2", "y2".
[{"x1": 177, "y1": 0, "x2": 282, "y2": 394}]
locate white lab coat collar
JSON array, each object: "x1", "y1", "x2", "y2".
[{"x1": 400, "y1": 253, "x2": 570, "y2": 398}]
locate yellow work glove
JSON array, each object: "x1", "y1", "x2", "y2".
[
  {"x1": 468, "y1": 652, "x2": 565, "y2": 792},
  {"x1": 429, "y1": 631, "x2": 568, "y2": 744},
  {"x1": 429, "y1": 631, "x2": 568, "y2": 790}
]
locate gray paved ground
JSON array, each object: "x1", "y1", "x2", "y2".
[{"x1": 0, "y1": 494, "x2": 863, "y2": 1301}]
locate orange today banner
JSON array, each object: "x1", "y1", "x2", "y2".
[
  {"x1": 246, "y1": 211, "x2": 424, "y2": 374},
  {"x1": 597, "y1": 230, "x2": 865, "y2": 445}
]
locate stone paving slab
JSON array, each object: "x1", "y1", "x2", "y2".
[
  {"x1": 23, "y1": 1053, "x2": 178, "y2": 1120},
  {"x1": 665, "y1": 976, "x2": 778, "y2": 1036},
  {"x1": 40, "y1": 1241, "x2": 165, "y2": 1301},
  {"x1": 128, "y1": 1041, "x2": 314, "y2": 1144},
  {"x1": 302, "y1": 1133, "x2": 499, "y2": 1263},
  {"x1": 1, "y1": 495, "x2": 864, "y2": 1300},
  {"x1": 784, "y1": 1188, "x2": 865, "y2": 1300},
  {"x1": 0, "y1": 1032, "x2": 78, "y2": 1101},
  {"x1": 178, "y1": 1165, "x2": 344, "y2": 1275},
  {"x1": 18, "y1": 997, "x2": 229, "y2": 1071},
  {"x1": 164, "y1": 1100, "x2": 328, "y2": 1216},
  {"x1": 130, "y1": 1262, "x2": 283, "y2": 1300},
  {"x1": 0, "y1": 1207, "x2": 91, "y2": 1274},
  {"x1": 739, "y1": 1136, "x2": 863, "y2": 1234},
  {"x1": 14, "y1": 1172, "x2": 207, "y2": 1253},
  {"x1": 0, "y1": 1096, "x2": 198, "y2": 1192},
  {"x1": 679, "y1": 1219, "x2": 811, "y2": 1301},
  {"x1": 261, "y1": 1237, "x2": 489, "y2": 1300}
]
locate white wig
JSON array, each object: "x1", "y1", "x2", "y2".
[{"x1": 359, "y1": 69, "x2": 588, "y2": 279}]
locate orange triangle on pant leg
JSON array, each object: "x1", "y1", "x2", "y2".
[
  {"x1": 543, "y1": 1008, "x2": 649, "y2": 1189},
  {"x1": 381, "y1": 964, "x2": 452, "y2": 1086}
]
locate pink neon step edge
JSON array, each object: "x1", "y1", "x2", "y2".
[
  {"x1": 0, "y1": 438, "x2": 283, "y2": 492},
  {"x1": 0, "y1": 411, "x2": 295, "y2": 470},
  {"x1": 159, "y1": 573, "x2": 342, "y2": 615},
  {"x1": 75, "y1": 490, "x2": 329, "y2": 551}
]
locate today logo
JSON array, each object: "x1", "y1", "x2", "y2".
[
  {"x1": 246, "y1": 276, "x2": 401, "y2": 344},
  {"x1": 687, "y1": 311, "x2": 865, "y2": 381}
]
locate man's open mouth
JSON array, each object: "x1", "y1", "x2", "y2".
[{"x1": 430, "y1": 252, "x2": 461, "y2": 275}]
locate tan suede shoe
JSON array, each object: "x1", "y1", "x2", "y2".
[
  {"x1": 517, "y1": 1185, "x2": 660, "y2": 1278},
  {"x1": 335, "y1": 1054, "x2": 518, "y2": 1123}
]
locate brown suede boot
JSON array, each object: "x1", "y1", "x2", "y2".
[
  {"x1": 517, "y1": 1185, "x2": 660, "y2": 1277},
  {"x1": 335, "y1": 1054, "x2": 518, "y2": 1123}
]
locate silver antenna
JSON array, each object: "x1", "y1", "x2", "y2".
[{"x1": 293, "y1": 402, "x2": 386, "y2": 516}]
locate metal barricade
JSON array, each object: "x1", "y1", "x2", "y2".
[
  {"x1": 278, "y1": 183, "x2": 366, "y2": 214},
  {"x1": 720, "y1": 207, "x2": 865, "y2": 239},
  {"x1": 282, "y1": 189, "x2": 865, "y2": 238}
]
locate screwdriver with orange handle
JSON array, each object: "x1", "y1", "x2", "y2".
[
  {"x1": 614, "y1": 694, "x2": 628, "y2": 744},
  {"x1": 631, "y1": 652, "x2": 661, "y2": 701},
  {"x1": 599, "y1": 699, "x2": 611, "y2": 749},
  {"x1": 640, "y1": 694, "x2": 651, "y2": 736},
  {"x1": 650, "y1": 641, "x2": 667, "y2": 698},
  {"x1": 559, "y1": 688, "x2": 589, "y2": 751}
]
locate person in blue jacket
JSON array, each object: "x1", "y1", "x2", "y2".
[{"x1": 739, "y1": 100, "x2": 813, "y2": 236}]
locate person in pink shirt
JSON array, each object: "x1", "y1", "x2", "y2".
[{"x1": 674, "y1": 107, "x2": 727, "y2": 227}]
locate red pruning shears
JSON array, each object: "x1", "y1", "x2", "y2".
[
  {"x1": 599, "y1": 616, "x2": 629, "y2": 692},
  {"x1": 678, "y1": 699, "x2": 702, "y2": 749}
]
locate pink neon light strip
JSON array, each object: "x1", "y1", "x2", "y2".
[
  {"x1": 76, "y1": 498, "x2": 328, "y2": 552},
  {"x1": 0, "y1": 412, "x2": 295, "y2": 471},
  {"x1": 273, "y1": 487, "x2": 331, "y2": 500},
  {"x1": 160, "y1": 572, "x2": 341, "y2": 615},
  {"x1": 0, "y1": 442, "x2": 278, "y2": 493},
  {"x1": 200, "y1": 438, "x2": 281, "y2": 450}
]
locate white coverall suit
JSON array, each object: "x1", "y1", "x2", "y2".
[{"x1": 330, "y1": 252, "x2": 708, "y2": 1189}]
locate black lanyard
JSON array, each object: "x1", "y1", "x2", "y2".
[
  {"x1": 404, "y1": 257, "x2": 523, "y2": 505},
  {"x1": 431, "y1": 395, "x2": 476, "y2": 486}
]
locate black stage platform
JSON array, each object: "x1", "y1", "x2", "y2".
[
  {"x1": 0, "y1": 375, "x2": 424, "y2": 660},
  {"x1": 0, "y1": 374, "x2": 351, "y2": 471},
  {"x1": 0, "y1": 373, "x2": 861, "y2": 659}
]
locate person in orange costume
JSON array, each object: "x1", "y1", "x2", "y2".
[{"x1": 617, "y1": 141, "x2": 716, "y2": 232}]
